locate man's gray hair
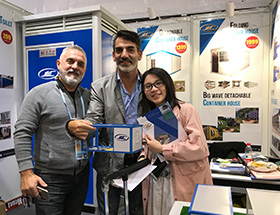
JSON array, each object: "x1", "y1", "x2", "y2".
[{"x1": 60, "y1": 45, "x2": 87, "y2": 65}]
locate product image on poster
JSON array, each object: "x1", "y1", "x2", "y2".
[
  {"x1": 218, "y1": 80, "x2": 230, "y2": 89},
  {"x1": 0, "y1": 111, "x2": 11, "y2": 141},
  {"x1": 146, "y1": 50, "x2": 181, "y2": 75},
  {"x1": 210, "y1": 47, "x2": 250, "y2": 76},
  {"x1": 137, "y1": 23, "x2": 191, "y2": 102},
  {"x1": 272, "y1": 135, "x2": 280, "y2": 153},
  {"x1": 236, "y1": 108, "x2": 259, "y2": 124},
  {"x1": 0, "y1": 74, "x2": 13, "y2": 88},
  {"x1": 174, "y1": 81, "x2": 185, "y2": 92},
  {"x1": 218, "y1": 116, "x2": 240, "y2": 134},
  {"x1": 205, "y1": 80, "x2": 216, "y2": 90},
  {"x1": 0, "y1": 126, "x2": 11, "y2": 140},
  {"x1": 203, "y1": 107, "x2": 259, "y2": 141},
  {"x1": 273, "y1": 66, "x2": 280, "y2": 82},
  {"x1": 0, "y1": 111, "x2": 10, "y2": 124},
  {"x1": 272, "y1": 108, "x2": 280, "y2": 135},
  {"x1": 244, "y1": 81, "x2": 258, "y2": 88},
  {"x1": 203, "y1": 125, "x2": 221, "y2": 141}
]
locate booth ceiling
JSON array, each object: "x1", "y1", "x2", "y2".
[{"x1": 6, "y1": 0, "x2": 274, "y2": 20}]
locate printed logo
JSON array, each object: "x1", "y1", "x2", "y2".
[
  {"x1": 175, "y1": 42, "x2": 187, "y2": 54},
  {"x1": 245, "y1": 36, "x2": 259, "y2": 49},
  {"x1": 200, "y1": 24, "x2": 219, "y2": 32},
  {"x1": 138, "y1": 31, "x2": 154, "y2": 39},
  {"x1": 1, "y1": 30, "x2": 12, "y2": 44},
  {"x1": 38, "y1": 68, "x2": 59, "y2": 80},
  {"x1": 115, "y1": 134, "x2": 129, "y2": 141}
]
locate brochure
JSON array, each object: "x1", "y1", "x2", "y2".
[
  {"x1": 210, "y1": 162, "x2": 245, "y2": 175},
  {"x1": 137, "y1": 102, "x2": 187, "y2": 144},
  {"x1": 112, "y1": 165, "x2": 157, "y2": 191},
  {"x1": 250, "y1": 169, "x2": 280, "y2": 180}
]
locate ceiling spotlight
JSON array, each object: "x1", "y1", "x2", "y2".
[
  {"x1": 226, "y1": 1, "x2": 235, "y2": 17},
  {"x1": 147, "y1": 7, "x2": 157, "y2": 19}
]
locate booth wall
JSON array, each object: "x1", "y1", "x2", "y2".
[
  {"x1": 129, "y1": 7, "x2": 271, "y2": 153},
  {"x1": 0, "y1": 1, "x2": 27, "y2": 210}
]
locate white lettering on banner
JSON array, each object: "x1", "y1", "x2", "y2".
[{"x1": 6, "y1": 197, "x2": 23, "y2": 211}]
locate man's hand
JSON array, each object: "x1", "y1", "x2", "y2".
[
  {"x1": 145, "y1": 134, "x2": 162, "y2": 154},
  {"x1": 68, "y1": 120, "x2": 96, "y2": 140},
  {"x1": 20, "y1": 169, "x2": 47, "y2": 199}
]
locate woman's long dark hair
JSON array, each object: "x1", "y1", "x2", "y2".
[{"x1": 141, "y1": 67, "x2": 181, "y2": 114}]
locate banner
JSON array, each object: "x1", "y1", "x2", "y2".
[
  {"x1": 0, "y1": 2, "x2": 22, "y2": 204},
  {"x1": 137, "y1": 22, "x2": 191, "y2": 102},
  {"x1": 0, "y1": 5, "x2": 15, "y2": 150},
  {"x1": 199, "y1": 13, "x2": 269, "y2": 145},
  {"x1": 270, "y1": 1, "x2": 280, "y2": 157}
]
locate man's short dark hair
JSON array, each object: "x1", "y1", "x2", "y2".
[{"x1": 113, "y1": 30, "x2": 141, "y2": 52}]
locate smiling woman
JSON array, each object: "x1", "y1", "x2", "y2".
[{"x1": 139, "y1": 67, "x2": 212, "y2": 215}]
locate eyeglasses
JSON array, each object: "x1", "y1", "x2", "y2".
[{"x1": 144, "y1": 80, "x2": 164, "y2": 91}]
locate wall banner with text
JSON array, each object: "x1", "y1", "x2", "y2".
[
  {"x1": 137, "y1": 22, "x2": 191, "y2": 102},
  {"x1": 270, "y1": 1, "x2": 280, "y2": 158},
  {"x1": 199, "y1": 13, "x2": 269, "y2": 146}
]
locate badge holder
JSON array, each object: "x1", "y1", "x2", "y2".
[{"x1": 75, "y1": 140, "x2": 88, "y2": 160}]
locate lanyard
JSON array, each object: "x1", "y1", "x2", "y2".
[{"x1": 59, "y1": 87, "x2": 85, "y2": 119}]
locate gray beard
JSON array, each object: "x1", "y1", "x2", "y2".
[
  {"x1": 117, "y1": 63, "x2": 137, "y2": 73},
  {"x1": 60, "y1": 72, "x2": 81, "y2": 86}
]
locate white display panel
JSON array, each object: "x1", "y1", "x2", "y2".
[{"x1": 199, "y1": 13, "x2": 269, "y2": 146}]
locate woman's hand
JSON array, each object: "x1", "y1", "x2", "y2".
[{"x1": 145, "y1": 133, "x2": 162, "y2": 154}]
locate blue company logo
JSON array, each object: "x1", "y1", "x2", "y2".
[
  {"x1": 115, "y1": 134, "x2": 129, "y2": 141},
  {"x1": 200, "y1": 24, "x2": 219, "y2": 32},
  {"x1": 38, "y1": 68, "x2": 59, "y2": 80},
  {"x1": 138, "y1": 31, "x2": 154, "y2": 39}
]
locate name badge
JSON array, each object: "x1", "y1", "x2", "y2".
[{"x1": 75, "y1": 140, "x2": 88, "y2": 160}]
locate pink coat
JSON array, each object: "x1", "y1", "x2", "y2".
[{"x1": 141, "y1": 102, "x2": 213, "y2": 214}]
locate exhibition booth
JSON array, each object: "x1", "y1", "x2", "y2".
[{"x1": 1, "y1": 0, "x2": 280, "y2": 214}]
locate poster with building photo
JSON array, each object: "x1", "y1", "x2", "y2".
[
  {"x1": 137, "y1": 21, "x2": 191, "y2": 102},
  {"x1": 0, "y1": 2, "x2": 23, "y2": 206},
  {"x1": 0, "y1": 4, "x2": 16, "y2": 151},
  {"x1": 199, "y1": 12, "x2": 269, "y2": 146},
  {"x1": 270, "y1": 1, "x2": 280, "y2": 158}
]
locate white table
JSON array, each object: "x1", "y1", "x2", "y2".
[
  {"x1": 212, "y1": 173, "x2": 280, "y2": 191},
  {"x1": 246, "y1": 188, "x2": 280, "y2": 215}
]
